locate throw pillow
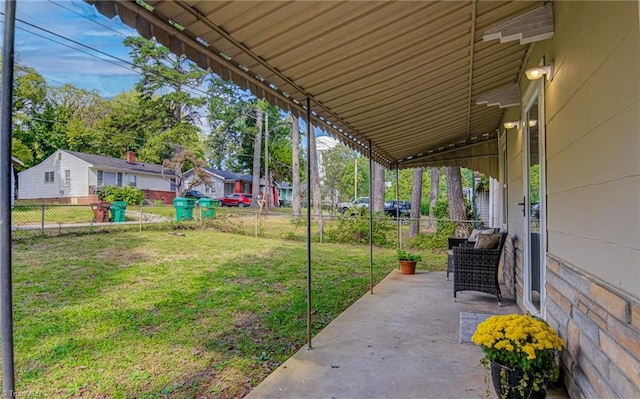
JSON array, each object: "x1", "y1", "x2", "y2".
[
  {"x1": 474, "y1": 233, "x2": 501, "y2": 249},
  {"x1": 468, "y1": 228, "x2": 486, "y2": 242}
]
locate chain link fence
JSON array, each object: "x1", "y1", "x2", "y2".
[{"x1": 10, "y1": 203, "x2": 484, "y2": 250}]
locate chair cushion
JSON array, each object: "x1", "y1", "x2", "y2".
[{"x1": 474, "y1": 233, "x2": 501, "y2": 249}]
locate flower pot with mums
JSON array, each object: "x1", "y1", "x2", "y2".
[{"x1": 471, "y1": 313, "x2": 564, "y2": 399}]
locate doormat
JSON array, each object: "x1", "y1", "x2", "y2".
[{"x1": 459, "y1": 312, "x2": 494, "y2": 344}]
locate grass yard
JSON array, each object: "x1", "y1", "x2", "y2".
[
  {"x1": 10, "y1": 230, "x2": 445, "y2": 398},
  {"x1": 12, "y1": 205, "x2": 95, "y2": 226}
]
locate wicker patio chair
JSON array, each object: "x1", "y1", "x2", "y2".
[
  {"x1": 453, "y1": 232, "x2": 507, "y2": 306},
  {"x1": 446, "y1": 237, "x2": 472, "y2": 280},
  {"x1": 446, "y1": 227, "x2": 501, "y2": 280}
]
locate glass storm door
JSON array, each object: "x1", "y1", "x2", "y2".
[{"x1": 523, "y1": 83, "x2": 546, "y2": 315}]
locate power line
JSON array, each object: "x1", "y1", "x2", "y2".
[
  {"x1": 0, "y1": 13, "x2": 211, "y2": 100},
  {"x1": 48, "y1": 0, "x2": 129, "y2": 40}
]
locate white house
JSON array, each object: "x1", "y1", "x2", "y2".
[
  {"x1": 184, "y1": 168, "x2": 253, "y2": 199},
  {"x1": 18, "y1": 150, "x2": 176, "y2": 204}
]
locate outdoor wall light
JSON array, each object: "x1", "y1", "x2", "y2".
[
  {"x1": 525, "y1": 63, "x2": 554, "y2": 81},
  {"x1": 528, "y1": 119, "x2": 538, "y2": 127},
  {"x1": 503, "y1": 120, "x2": 521, "y2": 129}
]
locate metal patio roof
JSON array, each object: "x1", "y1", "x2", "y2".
[{"x1": 87, "y1": 0, "x2": 547, "y2": 177}]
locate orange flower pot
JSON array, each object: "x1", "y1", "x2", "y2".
[{"x1": 399, "y1": 260, "x2": 417, "y2": 274}]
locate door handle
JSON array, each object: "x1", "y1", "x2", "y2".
[{"x1": 518, "y1": 197, "x2": 526, "y2": 217}]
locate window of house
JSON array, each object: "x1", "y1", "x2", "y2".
[
  {"x1": 44, "y1": 171, "x2": 55, "y2": 184},
  {"x1": 98, "y1": 170, "x2": 123, "y2": 187},
  {"x1": 170, "y1": 179, "x2": 176, "y2": 192},
  {"x1": 64, "y1": 170, "x2": 71, "y2": 186},
  {"x1": 204, "y1": 184, "x2": 216, "y2": 194},
  {"x1": 129, "y1": 175, "x2": 137, "y2": 187}
]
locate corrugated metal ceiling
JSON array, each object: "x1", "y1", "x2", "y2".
[{"x1": 87, "y1": 0, "x2": 543, "y2": 176}]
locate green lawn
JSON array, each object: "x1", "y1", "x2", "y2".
[
  {"x1": 10, "y1": 230, "x2": 446, "y2": 398},
  {"x1": 12, "y1": 205, "x2": 95, "y2": 225}
]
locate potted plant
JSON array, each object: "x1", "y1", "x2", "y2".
[
  {"x1": 471, "y1": 313, "x2": 564, "y2": 399},
  {"x1": 396, "y1": 249, "x2": 422, "y2": 274}
]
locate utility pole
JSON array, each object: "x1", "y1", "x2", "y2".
[{"x1": 264, "y1": 112, "x2": 270, "y2": 209}]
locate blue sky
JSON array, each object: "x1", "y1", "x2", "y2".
[
  {"x1": 3, "y1": 0, "x2": 138, "y2": 97},
  {"x1": 1, "y1": 0, "x2": 331, "y2": 140}
]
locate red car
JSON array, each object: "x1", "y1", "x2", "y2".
[{"x1": 220, "y1": 193, "x2": 252, "y2": 207}]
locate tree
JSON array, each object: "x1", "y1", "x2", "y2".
[
  {"x1": 162, "y1": 149, "x2": 211, "y2": 196},
  {"x1": 206, "y1": 77, "x2": 257, "y2": 171},
  {"x1": 291, "y1": 116, "x2": 302, "y2": 218},
  {"x1": 445, "y1": 166, "x2": 467, "y2": 237},
  {"x1": 139, "y1": 123, "x2": 203, "y2": 164},
  {"x1": 320, "y1": 143, "x2": 357, "y2": 206},
  {"x1": 409, "y1": 167, "x2": 423, "y2": 237},
  {"x1": 308, "y1": 124, "x2": 322, "y2": 225},
  {"x1": 124, "y1": 36, "x2": 207, "y2": 164},
  {"x1": 9, "y1": 63, "x2": 57, "y2": 166},
  {"x1": 371, "y1": 161, "x2": 385, "y2": 213},
  {"x1": 95, "y1": 91, "x2": 148, "y2": 157},
  {"x1": 124, "y1": 36, "x2": 207, "y2": 125},
  {"x1": 428, "y1": 167, "x2": 440, "y2": 230}
]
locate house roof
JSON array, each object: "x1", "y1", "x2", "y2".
[
  {"x1": 204, "y1": 168, "x2": 252, "y2": 182},
  {"x1": 87, "y1": 0, "x2": 551, "y2": 177},
  {"x1": 64, "y1": 150, "x2": 172, "y2": 175},
  {"x1": 276, "y1": 181, "x2": 292, "y2": 190}
]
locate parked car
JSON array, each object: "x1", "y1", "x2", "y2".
[
  {"x1": 220, "y1": 193, "x2": 252, "y2": 207},
  {"x1": 338, "y1": 197, "x2": 369, "y2": 214},
  {"x1": 384, "y1": 200, "x2": 411, "y2": 218},
  {"x1": 184, "y1": 190, "x2": 210, "y2": 199}
]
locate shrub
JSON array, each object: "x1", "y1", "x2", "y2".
[
  {"x1": 97, "y1": 185, "x2": 145, "y2": 205},
  {"x1": 396, "y1": 249, "x2": 422, "y2": 262},
  {"x1": 324, "y1": 210, "x2": 394, "y2": 246}
]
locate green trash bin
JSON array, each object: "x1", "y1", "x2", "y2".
[
  {"x1": 110, "y1": 201, "x2": 127, "y2": 223},
  {"x1": 198, "y1": 198, "x2": 219, "y2": 219},
  {"x1": 174, "y1": 197, "x2": 196, "y2": 221}
]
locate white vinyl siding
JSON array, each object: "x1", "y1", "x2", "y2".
[
  {"x1": 18, "y1": 150, "x2": 173, "y2": 200},
  {"x1": 18, "y1": 150, "x2": 91, "y2": 199}
]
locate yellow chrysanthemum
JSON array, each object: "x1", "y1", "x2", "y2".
[{"x1": 472, "y1": 313, "x2": 563, "y2": 372}]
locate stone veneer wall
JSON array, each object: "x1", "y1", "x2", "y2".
[
  {"x1": 501, "y1": 235, "x2": 640, "y2": 398},
  {"x1": 501, "y1": 234, "x2": 522, "y2": 306},
  {"x1": 545, "y1": 255, "x2": 640, "y2": 399}
]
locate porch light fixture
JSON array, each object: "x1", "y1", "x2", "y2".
[
  {"x1": 503, "y1": 120, "x2": 520, "y2": 129},
  {"x1": 525, "y1": 62, "x2": 554, "y2": 80}
]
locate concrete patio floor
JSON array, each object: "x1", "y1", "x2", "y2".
[{"x1": 246, "y1": 270, "x2": 569, "y2": 399}]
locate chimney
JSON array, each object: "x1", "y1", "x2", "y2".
[{"x1": 126, "y1": 151, "x2": 136, "y2": 164}]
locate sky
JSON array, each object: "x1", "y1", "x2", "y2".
[
  {"x1": 0, "y1": 0, "x2": 332, "y2": 140},
  {"x1": 2, "y1": 0, "x2": 140, "y2": 97}
]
